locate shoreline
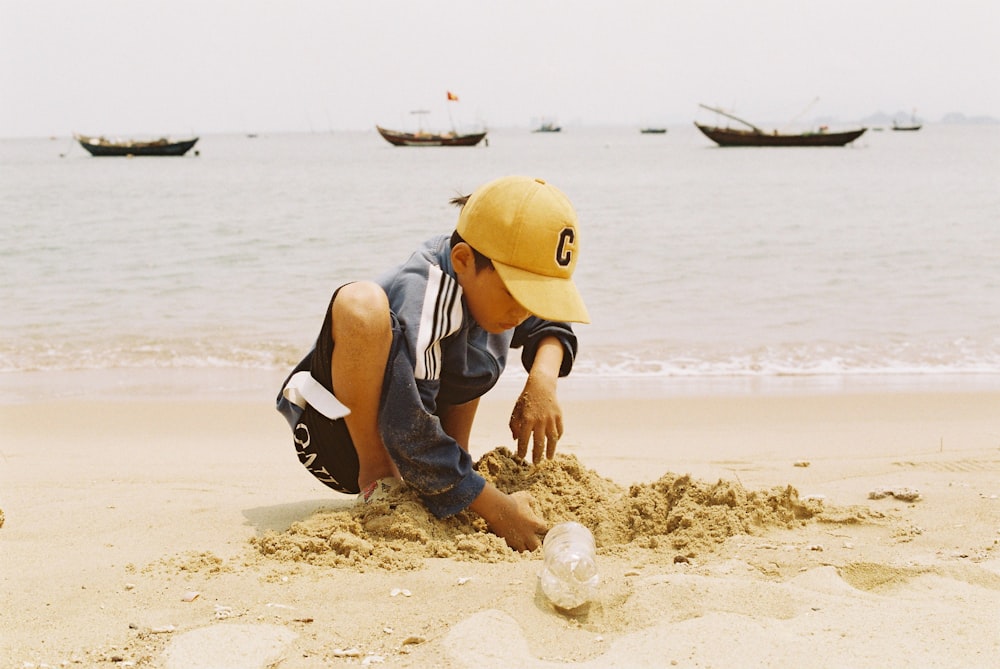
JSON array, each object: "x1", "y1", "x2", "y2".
[
  {"x1": 4, "y1": 366, "x2": 1000, "y2": 405},
  {"x1": 2, "y1": 377, "x2": 999, "y2": 667}
]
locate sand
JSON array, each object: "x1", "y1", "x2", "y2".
[{"x1": 1, "y1": 379, "x2": 999, "y2": 668}]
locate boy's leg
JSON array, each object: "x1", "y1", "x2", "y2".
[
  {"x1": 329, "y1": 281, "x2": 401, "y2": 490},
  {"x1": 437, "y1": 398, "x2": 480, "y2": 452}
]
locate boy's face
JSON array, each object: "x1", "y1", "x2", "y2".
[{"x1": 453, "y1": 244, "x2": 531, "y2": 333}]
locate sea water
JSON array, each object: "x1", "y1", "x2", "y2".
[{"x1": 1, "y1": 124, "x2": 998, "y2": 401}]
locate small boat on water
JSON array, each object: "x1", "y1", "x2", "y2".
[
  {"x1": 892, "y1": 111, "x2": 922, "y2": 132},
  {"x1": 532, "y1": 122, "x2": 562, "y2": 133},
  {"x1": 75, "y1": 134, "x2": 199, "y2": 157},
  {"x1": 376, "y1": 104, "x2": 487, "y2": 147},
  {"x1": 640, "y1": 127, "x2": 667, "y2": 134},
  {"x1": 375, "y1": 125, "x2": 487, "y2": 147},
  {"x1": 694, "y1": 104, "x2": 866, "y2": 147}
]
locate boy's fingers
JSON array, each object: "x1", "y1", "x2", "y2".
[
  {"x1": 532, "y1": 428, "x2": 546, "y2": 463},
  {"x1": 516, "y1": 433, "x2": 530, "y2": 460},
  {"x1": 546, "y1": 417, "x2": 562, "y2": 459},
  {"x1": 546, "y1": 433, "x2": 558, "y2": 459}
]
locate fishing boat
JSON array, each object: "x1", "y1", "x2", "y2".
[
  {"x1": 694, "y1": 104, "x2": 866, "y2": 147},
  {"x1": 532, "y1": 121, "x2": 562, "y2": 133},
  {"x1": 375, "y1": 125, "x2": 487, "y2": 147},
  {"x1": 74, "y1": 134, "x2": 199, "y2": 157},
  {"x1": 892, "y1": 110, "x2": 922, "y2": 131},
  {"x1": 376, "y1": 105, "x2": 487, "y2": 147}
]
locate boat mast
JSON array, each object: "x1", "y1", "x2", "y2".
[
  {"x1": 698, "y1": 103, "x2": 763, "y2": 133},
  {"x1": 784, "y1": 97, "x2": 819, "y2": 130},
  {"x1": 409, "y1": 109, "x2": 430, "y2": 134},
  {"x1": 446, "y1": 91, "x2": 458, "y2": 134}
]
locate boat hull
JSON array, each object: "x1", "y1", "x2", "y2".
[
  {"x1": 694, "y1": 123, "x2": 866, "y2": 147},
  {"x1": 76, "y1": 135, "x2": 199, "y2": 157},
  {"x1": 376, "y1": 126, "x2": 487, "y2": 147}
]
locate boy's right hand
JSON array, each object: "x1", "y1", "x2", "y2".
[{"x1": 469, "y1": 484, "x2": 547, "y2": 552}]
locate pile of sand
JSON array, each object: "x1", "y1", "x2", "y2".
[{"x1": 252, "y1": 448, "x2": 834, "y2": 571}]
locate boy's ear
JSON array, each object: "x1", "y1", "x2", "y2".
[{"x1": 451, "y1": 242, "x2": 474, "y2": 273}]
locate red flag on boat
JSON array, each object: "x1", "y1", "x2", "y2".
[{"x1": 446, "y1": 91, "x2": 459, "y2": 101}]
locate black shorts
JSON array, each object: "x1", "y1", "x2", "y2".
[{"x1": 280, "y1": 287, "x2": 360, "y2": 495}]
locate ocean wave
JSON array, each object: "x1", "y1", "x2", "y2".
[{"x1": 3, "y1": 338, "x2": 998, "y2": 378}]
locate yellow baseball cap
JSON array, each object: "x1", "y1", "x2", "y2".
[{"x1": 457, "y1": 176, "x2": 589, "y2": 324}]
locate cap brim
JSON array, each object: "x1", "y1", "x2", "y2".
[{"x1": 493, "y1": 262, "x2": 590, "y2": 324}]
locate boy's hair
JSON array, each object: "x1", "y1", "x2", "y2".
[{"x1": 449, "y1": 197, "x2": 493, "y2": 273}]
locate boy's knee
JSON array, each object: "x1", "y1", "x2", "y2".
[{"x1": 333, "y1": 282, "x2": 391, "y2": 335}]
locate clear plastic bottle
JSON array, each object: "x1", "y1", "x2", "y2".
[{"x1": 538, "y1": 521, "x2": 600, "y2": 610}]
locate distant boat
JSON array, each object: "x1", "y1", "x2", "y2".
[
  {"x1": 376, "y1": 105, "x2": 487, "y2": 147},
  {"x1": 375, "y1": 125, "x2": 487, "y2": 147},
  {"x1": 694, "y1": 104, "x2": 867, "y2": 147},
  {"x1": 74, "y1": 134, "x2": 199, "y2": 157},
  {"x1": 640, "y1": 127, "x2": 668, "y2": 134},
  {"x1": 532, "y1": 122, "x2": 562, "y2": 133},
  {"x1": 892, "y1": 110, "x2": 922, "y2": 132}
]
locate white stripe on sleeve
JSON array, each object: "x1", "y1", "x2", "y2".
[{"x1": 413, "y1": 265, "x2": 462, "y2": 380}]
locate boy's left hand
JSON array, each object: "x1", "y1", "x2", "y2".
[{"x1": 510, "y1": 372, "x2": 563, "y2": 463}]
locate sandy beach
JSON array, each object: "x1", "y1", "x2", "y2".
[{"x1": 2, "y1": 377, "x2": 999, "y2": 668}]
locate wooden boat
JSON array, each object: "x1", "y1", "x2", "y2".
[
  {"x1": 695, "y1": 104, "x2": 866, "y2": 147},
  {"x1": 75, "y1": 134, "x2": 199, "y2": 156},
  {"x1": 892, "y1": 111, "x2": 922, "y2": 132},
  {"x1": 375, "y1": 125, "x2": 487, "y2": 147}
]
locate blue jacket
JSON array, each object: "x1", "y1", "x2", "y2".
[{"x1": 341, "y1": 234, "x2": 577, "y2": 517}]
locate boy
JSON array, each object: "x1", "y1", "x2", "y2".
[{"x1": 277, "y1": 176, "x2": 589, "y2": 552}]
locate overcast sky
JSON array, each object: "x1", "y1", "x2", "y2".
[{"x1": 2, "y1": 0, "x2": 997, "y2": 138}]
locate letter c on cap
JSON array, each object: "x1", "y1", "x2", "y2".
[{"x1": 556, "y1": 228, "x2": 575, "y2": 267}]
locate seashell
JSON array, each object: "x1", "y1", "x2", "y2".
[
  {"x1": 181, "y1": 591, "x2": 200, "y2": 602},
  {"x1": 401, "y1": 635, "x2": 426, "y2": 646}
]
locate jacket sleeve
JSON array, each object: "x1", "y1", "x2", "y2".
[
  {"x1": 375, "y1": 247, "x2": 487, "y2": 518},
  {"x1": 511, "y1": 317, "x2": 577, "y2": 377},
  {"x1": 377, "y1": 317, "x2": 486, "y2": 518}
]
